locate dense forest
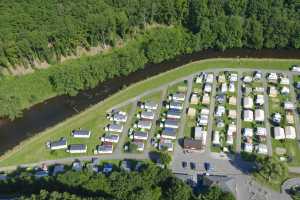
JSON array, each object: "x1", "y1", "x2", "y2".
[
  {"x1": 0, "y1": 0, "x2": 300, "y2": 119},
  {"x1": 0, "y1": 0, "x2": 299, "y2": 68},
  {"x1": 0, "y1": 163, "x2": 234, "y2": 200}
]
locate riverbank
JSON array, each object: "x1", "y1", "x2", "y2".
[{"x1": 0, "y1": 58, "x2": 299, "y2": 167}]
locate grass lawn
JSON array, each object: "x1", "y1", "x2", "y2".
[
  {"x1": 1, "y1": 58, "x2": 300, "y2": 167},
  {"x1": 254, "y1": 171, "x2": 300, "y2": 192},
  {"x1": 272, "y1": 139, "x2": 300, "y2": 166}
]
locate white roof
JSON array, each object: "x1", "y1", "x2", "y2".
[
  {"x1": 243, "y1": 110, "x2": 253, "y2": 122},
  {"x1": 221, "y1": 83, "x2": 227, "y2": 93},
  {"x1": 212, "y1": 131, "x2": 220, "y2": 145},
  {"x1": 284, "y1": 101, "x2": 295, "y2": 110},
  {"x1": 227, "y1": 124, "x2": 236, "y2": 136},
  {"x1": 243, "y1": 128, "x2": 253, "y2": 137},
  {"x1": 280, "y1": 77, "x2": 290, "y2": 85},
  {"x1": 206, "y1": 74, "x2": 214, "y2": 83},
  {"x1": 204, "y1": 84, "x2": 212, "y2": 93},
  {"x1": 226, "y1": 135, "x2": 234, "y2": 145},
  {"x1": 229, "y1": 82, "x2": 235, "y2": 92},
  {"x1": 255, "y1": 95, "x2": 264, "y2": 105},
  {"x1": 285, "y1": 126, "x2": 296, "y2": 139},
  {"x1": 268, "y1": 73, "x2": 278, "y2": 80},
  {"x1": 243, "y1": 76, "x2": 253, "y2": 83},
  {"x1": 256, "y1": 127, "x2": 267, "y2": 136},
  {"x1": 200, "y1": 108, "x2": 210, "y2": 115},
  {"x1": 255, "y1": 109, "x2": 265, "y2": 122},
  {"x1": 281, "y1": 86, "x2": 290, "y2": 94},
  {"x1": 243, "y1": 97, "x2": 253, "y2": 108},
  {"x1": 274, "y1": 127, "x2": 285, "y2": 140}
]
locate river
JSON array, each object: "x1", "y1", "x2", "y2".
[{"x1": 1, "y1": 48, "x2": 300, "y2": 155}]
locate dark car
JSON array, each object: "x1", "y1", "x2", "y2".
[
  {"x1": 204, "y1": 162, "x2": 211, "y2": 171},
  {"x1": 182, "y1": 161, "x2": 187, "y2": 168},
  {"x1": 190, "y1": 162, "x2": 196, "y2": 170}
]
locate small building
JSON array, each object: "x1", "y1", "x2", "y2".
[
  {"x1": 286, "y1": 111, "x2": 295, "y2": 124},
  {"x1": 228, "y1": 82, "x2": 235, "y2": 93},
  {"x1": 137, "y1": 119, "x2": 152, "y2": 130},
  {"x1": 133, "y1": 131, "x2": 148, "y2": 140},
  {"x1": 94, "y1": 144, "x2": 113, "y2": 154},
  {"x1": 143, "y1": 101, "x2": 158, "y2": 110},
  {"x1": 187, "y1": 107, "x2": 196, "y2": 118},
  {"x1": 281, "y1": 86, "x2": 290, "y2": 95},
  {"x1": 49, "y1": 138, "x2": 68, "y2": 150},
  {"x1": 243, "y1": 110, "x2": 254, "y2": 122},
  {"x1": 198, "y1": 114, "x2": 209, "y2": 126},
  {"x1": 216, "y1": 94, "x2": 226, "y2": 104},
  {"x1": 163, "y1": 119, "x2": 179, "y2": 129},
  {"x1": 256, "y1": 127, "x2": 267, "y2": 137},
  {"x1": 204, "y1": 83, "x2": 212, "y2": 93},
  {"x1": 255, "y1": 109, "x2": 265, "y2": 122},
  {"x1": 202, "y1": 93, "x2": 210, "y2": 105},
  {"x1": 255, "y1": 94, "x2": 264, "y2": 106},
  {"x1": 215, "y1": 106, "x2": 225, "y2": 117},
  {"x1": 172, "y1": 93, "x2": 186, "y2": 102},
  {"x1": 161, "y1": 128, "x2": 177, "y2": 140},
  {"x1": 218, "y1": 74, "x2": 226, "y2": 83},
  {"x1": 243, "y1": 128, "x2": 253, "y2": 138},
  {"x1": 67, "y1": 144, "x2": 87, "y2": 154},
  {"x1": 112, "y1": 111, "x2": 128, "y2": 122},
  {"x1": 227, "y1": 124, "x2": 236, "y2": 136},
  {"x1": 243, "y1": 76, "x2": 253, "y2": 83},
  {"x1": 212, "y1": 131, "x2": 220, "y2": 145},
  {"x1": 220, "y1": 83, "x2": 227, "y2": 93},
  {"x1": 72, "y1": 130, "x2": 91, "y2": 138},
  {"x1": 167, "y1": 109, "x2": 182, "y2": 119},
  {"x1": 284, "y1": 101, "x2": 295, "y2": 110},
  {"x1": 280, "y1": 77, "x2": 290, "y2": 85},
  {"x1": 159, "y1": 139, "x2": 174, "y2": 151},
  {"x1": 257, "y1": 144, "x2": 268, "y2": 155},
  {"x1": 190, "y1": 93, "x2": 199, "y2": 105},
  {"x1": 254, "y1": 71, "x2": 262, "y2": 80},
  {"x1": 183, "y1": 139, "x2": 202, "y2": 150},
  {"x1": 140, "y1": 110, "x2": 155, "y2": 120},
  {"x1": 267, "y1": 72, "x2": 278, "y2": 83},
  {"x1": 285, "y1": 126, "x2": 296, "y2": 139},
  {"x1": 274, "y1": 127, "x2": 285, "y2": 140},
  {"x1": 101, "y1": 133, "x2": 120, "y2": 143},
  {"x1": 244, "y1": 143, "x2": 253, "y2": 153},
  {"x1": 206, "y1": 73, "x2": 214, "y2": 83},
  {"x1": 228, "y1": 110, "x2": 237, "y2": 119},
  {"x1": 169, "y1": 101, "x2": 184, "y2": 110},
  {"x1": 268, "y1": 86, "x2": 278, "y2": 97},
  {"x1": 106, "y1": 124, "x2": 123, "y2": 133},
  {"x1": 273, "y1": 112, "x2": 282, "y2": 124},
  {"x1": 194, "y1": 126, "x2": 207, "y2": 144},
  {"x1": 195, "y1": 76, "x2": 203, "y2": 84},
  {"x1": 229, "y1": 73, "x2": 238, "y2": 82},
  {"x1": 229, "y1": 96, "x2": 237, "y2": 106},
  {"x1": 243, "y1": 97, "x2": 253, "y2": 109}
]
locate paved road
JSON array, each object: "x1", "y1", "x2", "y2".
[
  {"x1": 262, "y1": 71, "x2": 273, "y2": 156},
  {"x1": 282, "y1": 177, "x2": 300, "y2": 198},
  {"x1": 236, "y1": 71, "x2": 243, "y2": 153},
  {"x1": 205, "y1": 72, "x2": 217, "y2": 152}
]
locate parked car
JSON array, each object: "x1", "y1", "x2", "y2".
[
  {"x1": 190, "y1": 162, "x2": 196, "y2": 170},
  {"x1": 182, "y1": 161, "x2": 187, "y2": 168}
]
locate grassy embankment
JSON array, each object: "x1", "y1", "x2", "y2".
[{"x1": 0, "y1": 58, "x2": 300, "y2": 167}]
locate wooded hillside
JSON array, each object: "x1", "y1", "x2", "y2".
[{"x1": 0, "y1": 0, "x2": 299, "y2": 70}]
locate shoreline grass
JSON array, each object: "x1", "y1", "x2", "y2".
[{"x1": 0, "y1": 58, "x2": 300, "y2": 167}]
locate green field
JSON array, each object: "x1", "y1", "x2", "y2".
[{"x1": 0, "y1": 58, "x2": 300, "y2": 167}]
